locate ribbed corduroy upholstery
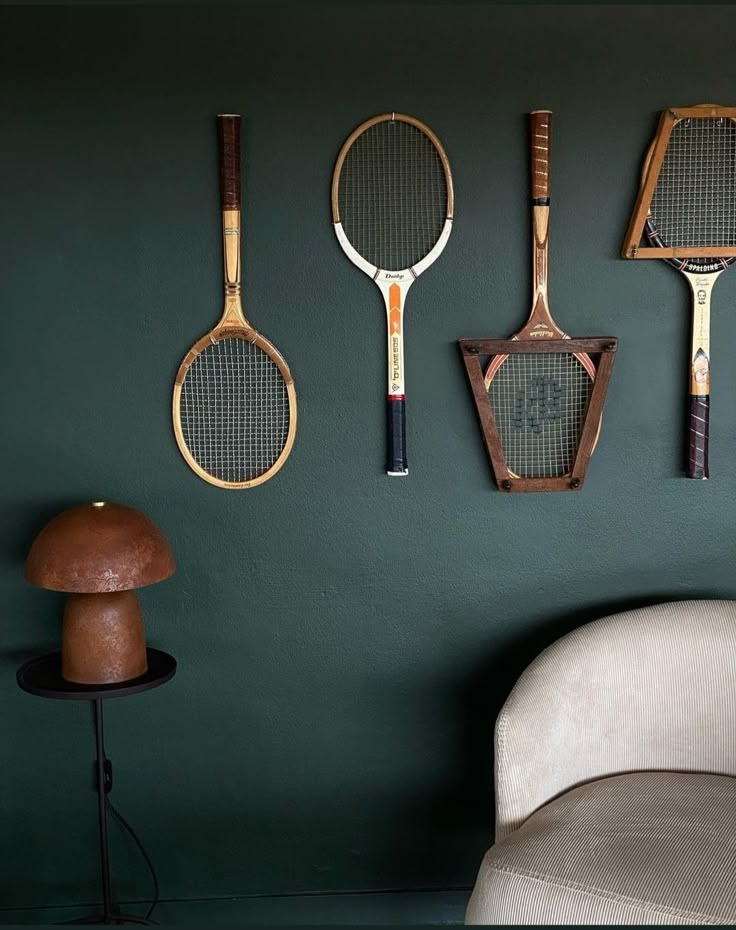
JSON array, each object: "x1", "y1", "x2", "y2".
[
  {"x1": 465, "y1": 771, "x2": 736, "y2": 925},
  {"x1": 466, "y1": 601, "x2": 736, "y2": 925},
  {"x1": 495, "y1": 600, "x2": 736, "y2": 840}
]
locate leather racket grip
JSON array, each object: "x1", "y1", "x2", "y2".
[
  {"x1": 217, "y1": 114, "x2": 241, "y2": 209},
  {"x1": 687, "y1": 395, "x2": 709, "y2": 479},
  {"x1": 530, "y1": 110, "x2": 551, "y2": 200},
  {"x1": 387, "y1": 398, "x2": 408, "y2": 476}
]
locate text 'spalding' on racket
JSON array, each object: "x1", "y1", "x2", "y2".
[
  {"x1": 459, "y1": 111, "x2": 617, "y2": 493},
  {"x1": 173, "y1": 115, "x2": 297, "y2": 489},
  {"x1": 622, "y1": 104, "x2": 736, "y2": 480},
  {"x1": 331, "y1": 113, "x2": 454, "y2": 476}
]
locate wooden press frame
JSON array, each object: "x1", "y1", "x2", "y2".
[
  {"x1": 622, "y1": 104, "x2": 736, "y2": 260},
  {"x1": 459, "y1": 338, "x2": 618, "y2": 493}
]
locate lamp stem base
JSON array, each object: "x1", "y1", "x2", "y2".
[{"x1": 62, "y1": 591, "x2": 147, "y2": 684}]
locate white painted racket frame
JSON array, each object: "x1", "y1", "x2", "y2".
[{"x1": 331, "y1": 112, "x2": 454, "y2": 476}]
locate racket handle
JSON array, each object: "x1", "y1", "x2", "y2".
[
  {"x1": 687, "y1": 395, "x2": 709, "y2": 479},
  {"x1": 217, "y1": 114, "x2": 241, "y2": 209},
  {"x1": 387, "y1": 397, "x2": 408, "y2": 476},
  {"x1": 530, "y1": 110, "x2": 551, "y2": 201}
]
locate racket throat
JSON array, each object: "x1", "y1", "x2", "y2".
[
  {"x1": 684, "y1": 271, "x2": 716, "y2": 396},
  {"x1": 526, "y1": 206, "x2": 558, "y2": 336},
  {"x1": 532, "y1": 207, "x2": 549, "y2": 302},
  {"x1": 218, "y1": 208, "x2": 249, "y2": 326},
  {"x1": 379, "y1": 278, "x2": 411, "y2": 475},
  {"x1": 683, "y1": 271, "x2": 716, "y2": 480},
  {"x1": 379, "y1": 278, "x2": 410, "y2": 398},
  {"x1": 517, "y1": 206, "x2": 562, "y2": 340},
  {"x1": 222, "y1": 208, "x2": 241, "y2": 296}
]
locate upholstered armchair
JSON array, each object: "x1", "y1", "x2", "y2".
[{"x1": 466, "y1": 600, "x2": 736, "y2": 925}]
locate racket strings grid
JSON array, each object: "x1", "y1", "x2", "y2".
[
  {"x1": 334, "y1": 115, "x2": 452, "y2": 272},
  {"x1": 623, "y1": 104, "x2": 736, "y2": 261},
  {"x1": 174, "y1": 333, "x2": 296, "y2": 488},
  {"x1": 459, "y1": 337, "x2": 617, "y2": 492},
  {"x1": 651, "y1": 117, "x2": 736, "y2": 250}
]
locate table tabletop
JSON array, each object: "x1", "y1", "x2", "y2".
[{"x1": 16, "y1": 648, "x2": 176, "y2": 700}]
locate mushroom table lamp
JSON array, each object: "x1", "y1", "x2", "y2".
[{"x1": 25, "y1": 501, "x2": 175, "y2": 685}]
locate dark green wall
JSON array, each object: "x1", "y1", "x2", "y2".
[{"x1": 3, "y1": 1, "x2": 736, "y2": 913}]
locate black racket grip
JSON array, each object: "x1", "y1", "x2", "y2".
[
  {"x1": 387, "y1": 398, "x2": 408, "y2": 476},
  {"x1": 687, "y1": 395, "x2": 709, "y2": 480}
]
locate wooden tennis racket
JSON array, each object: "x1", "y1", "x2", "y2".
[
  {"x1": 332, "y1": 113, "x2": 454, "y2": 476},
  {"x1": 641, "y1": 108, "x2": 736, "y2": 479},
  {"x1": 484, "y1": 111, "x2": 596, "y2": 480},
  {"x1": 173, "y1": 115, "x2": 297, "y2": 489}
]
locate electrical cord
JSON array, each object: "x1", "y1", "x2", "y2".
[{"x1": 105, "y1": 796, "x2": 160, "y2": 922}]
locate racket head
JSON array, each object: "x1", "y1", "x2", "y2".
[
  {"x1": 173, "y1": 325, "x2": 297, "y2": 489},
  {"x1": 483, "y1": 110, "x2": 597, "y2": 479},
  {"x1": 331, "y1": 112, "x2": 454, "y2": 274},
  {"x1": 485, "y1": 351, "x2": 594, "y2": 479},
  {"x1": 643, "y1": 115, "x2": 736, "y2": 274}
]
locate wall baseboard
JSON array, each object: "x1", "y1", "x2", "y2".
[{"x1": 0, "y1": 888, "x2": 471, "y2": 926}]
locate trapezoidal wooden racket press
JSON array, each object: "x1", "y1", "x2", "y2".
[
  {"x1": 459, "y1": 111, "x2": 617, "y2": 493},
  {"x1": 622, "y1": 104, "x2": 736, "y2": 480}
]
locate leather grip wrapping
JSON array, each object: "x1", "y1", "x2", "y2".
[
  {"x1": 687, "y1": 395, "x2": 709, "y2": 479},
  {"x1": 218, "y1": 114, "x2": 241, "y2": 209},
  {"x1": 530, "y1": 110, "x2": 551, "y2": 201},
  {"x1": 387, "y1": 398, "x2": 408, "y2": 475}
]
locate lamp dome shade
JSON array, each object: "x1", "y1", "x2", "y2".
[{"x1": 25, "y1": 502, "x2": 175, "y2": 593}]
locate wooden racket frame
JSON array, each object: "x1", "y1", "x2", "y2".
[
  {"x1": 173, "y1": 114, "x2": 297, "y2": 490},
  {"x1": 331, "y1": 112, "x2": 454, "y2": 476},
  {"x1": 622, "y1": 103, "x2": 736, "y2": 260},
  {"x1": 486, "y1": 112, "x2": 596, "y2": 383},
  {"x1": 637, "y1": 138, "x2": 728, "y2": 480},
  {"x1": 460, "y1": 338, "x2": 617, "y2": 492},
  {"x1": 463, "y1": 111, "x2": 616, "y2": 492}
]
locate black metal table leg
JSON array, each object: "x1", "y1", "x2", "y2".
[
  {"x1": 95, "y1": 700, "x2": 114, "y2": 923},
  {"x1": 62, "y1": 700, "x2": 157, "y2": 926},
  {"x1": 16, "y1": 650, "x2": 176, "y2": 925}
]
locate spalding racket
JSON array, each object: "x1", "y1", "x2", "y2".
[
  {"x1": 332, "y1": 113, "x2": 454, "y2": 475},
  {"x1": 173, "y1": 115, "x2": 297, "y2": 489},
  {"x1": 642, "y1": 108, "x2": 736, "y2": 479},
  {"x1": 484, "y1": 111, "x2": 596, "y2": 480}
]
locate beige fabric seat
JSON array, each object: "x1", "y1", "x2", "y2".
[{"x1": 466, "y1": 601, "x2": 736, "y2": 925}]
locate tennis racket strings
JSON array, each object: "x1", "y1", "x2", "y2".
[
  {"x1": 179, "y1": 337, "x2": 290, "y2": 485},
  {"x1": 650, "y1": 116, "x2": 736, "y2": 250},
  {"x1": 337, "y1": 119, "x2": 448, "y2": 271},
  {"x1": 488, "y1": 353, "x2": 592, "y2": 479}
]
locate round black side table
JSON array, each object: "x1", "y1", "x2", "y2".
[{"x1": 17, "y1": 648, "x2": 176, "y2": 926}]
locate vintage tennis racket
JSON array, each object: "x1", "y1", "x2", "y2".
[
  {"x1": 173, "y1": 114, "x2": 297, "y2": 489},
  {"x1": 484, "y1": 111, "x2": 596, "y2": 480},
  {"x1": 332, "y1": 113, "x2": 454, "y2": 475},
  {"x1": 641, "y1": 110, "x2": 736, "y2": 479}
]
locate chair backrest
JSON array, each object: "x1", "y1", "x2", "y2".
[{"x1": 494, "y1": 600, "x2": 736, "y2": 841}]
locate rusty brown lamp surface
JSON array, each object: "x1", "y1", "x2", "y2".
[{"x1": 26, "y1": 502, "x2": 175, "y2": 685}]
